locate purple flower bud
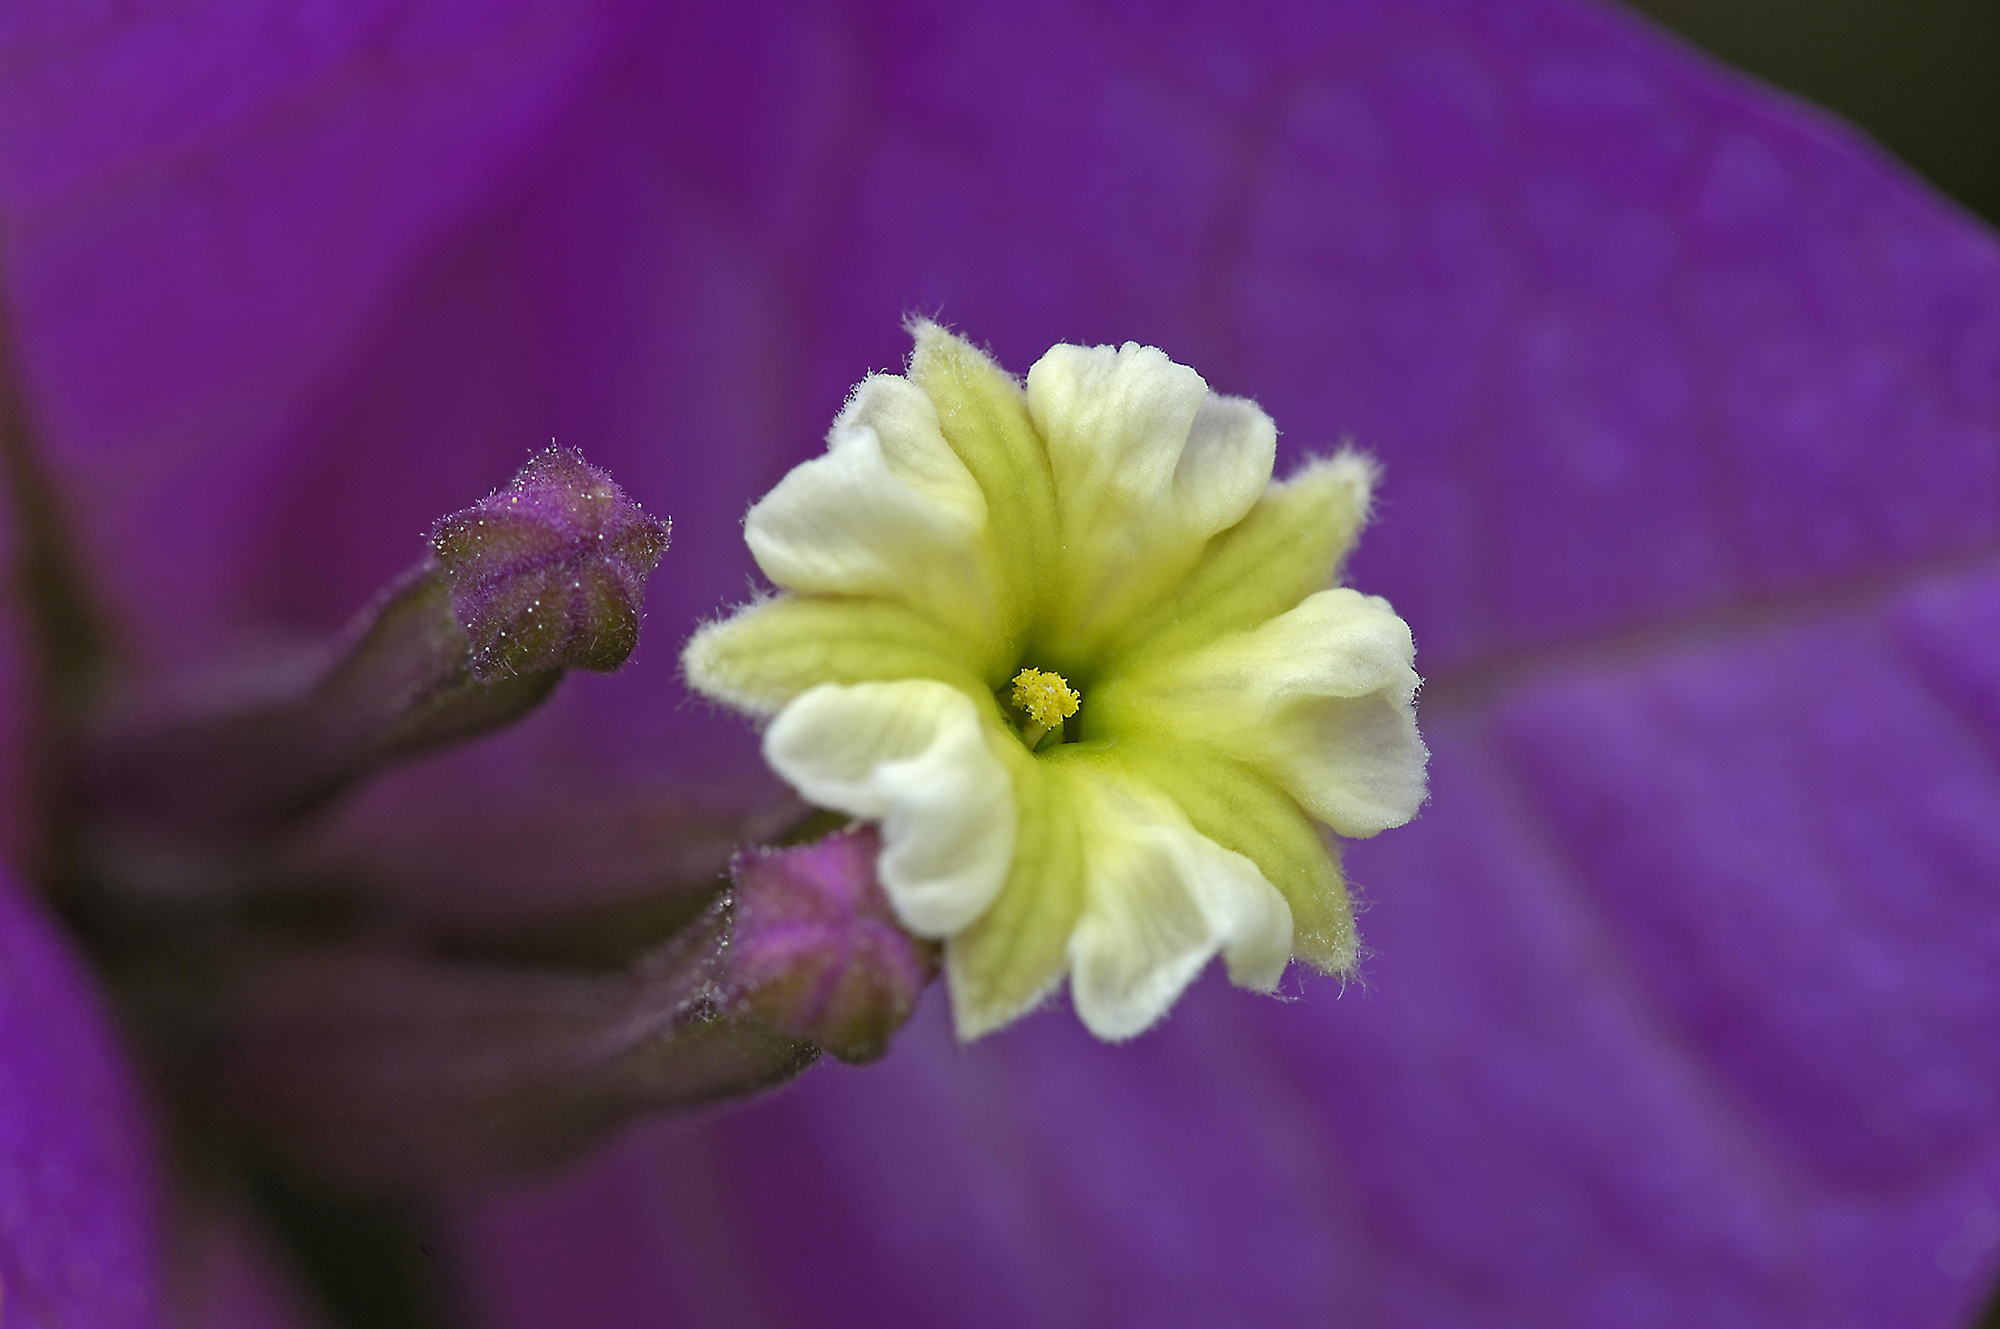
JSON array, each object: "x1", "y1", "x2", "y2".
[
  {"x1": 727, "y1": 825, "x2": 940, "y2": 1064},
  {"x1": 430, "y1": 446, "x2": 669, "y2": 680}
]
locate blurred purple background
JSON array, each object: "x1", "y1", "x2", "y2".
[{"x1": 3, "y1": 0, "x2": 1999, "y2": 1325}]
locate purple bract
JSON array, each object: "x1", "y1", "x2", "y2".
[{"x1": 1, "y1": 0, "x2": 1998, "y2": 1326}]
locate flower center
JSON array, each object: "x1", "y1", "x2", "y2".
[{"x1": 1009, "y1": 667, "x2": 1080, "y2": 752}]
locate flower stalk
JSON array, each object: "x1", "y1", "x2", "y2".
[
  {"x1": 0, "y1": 437, "x2": 908, "y2": 1203},
  {"x1": 72, "y1": 448, "x2": 667, "y2": 899}
]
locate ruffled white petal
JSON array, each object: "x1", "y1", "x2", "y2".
[
  {"x1": 1132, "y1": 588, "x2": 1428, "y2": 837},
  {"x1": 763, "y1": 681, "x2": 1016, "y2": 935},
  {"x1": 1180, "y1": 392, "x2": 1283, "y2": 534},
  {"x1": 745, "y1": 373, "x2": 999, "y2": 640},
  {"x1": 1066, "y1": 777, "x2": 1292, "y2": 1042},
  {"x1": 1025, "y1": 342, "x2": 1275, "y2": 646}
]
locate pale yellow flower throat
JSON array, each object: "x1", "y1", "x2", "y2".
[{"x1": 1008, "y1": 667, "x2": 1081, "y2": 752}]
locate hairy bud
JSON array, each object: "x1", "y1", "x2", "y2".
[
  {"x1": 432, "y1": 447, "x2": 669, "y2": 679},
  {"x1": 727, "y1": 825, "x2": 939, "y2": 1063}
]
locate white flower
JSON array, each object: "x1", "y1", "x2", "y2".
[{"x1": 686, "y1": 323, "x2": 1426, "y2": 1041}]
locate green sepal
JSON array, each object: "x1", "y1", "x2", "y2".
[{"x1": 1121, "y1": 739, "x2": 1356, "y2": 974}]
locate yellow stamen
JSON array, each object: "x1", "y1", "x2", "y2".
[{"x1": 1011, "y1": 667, "x2": 1080, "y2": 747}]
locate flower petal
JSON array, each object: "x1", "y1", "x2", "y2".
[
  {"x1": 1120, "y1": 741, "x2": 1356, "y2": 974},
  {"x1": 1065, "y1": 772, "x2": 1292, "y2": 1042},
  {"x1": 763, "y1": 681, "x2": 1014, "y2": 936},
  {"x1": 683, "y1": 594, "x2": 991, "y2": 717},
  {"x1": 1024, "y1": 342, "x2": 1276, "y2": 656},
  {"x1": 903, "y1": 323, "x2": 1060, "y2": 628},
  {"x1": 1117, "y1": 588, "x2": 1427, "y2": 838},
  {"x1": 744, "y1": 373, "x2": 1000, "y2": 646},
  {"x1": 1106, "y1": 452, "x2": 1376, "y2": 669},
  {"x1": 944, "y1": 752, "x2": 1086, "y2": 1040}
]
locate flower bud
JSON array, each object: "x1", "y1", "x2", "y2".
[
  {"x1": 77, "y1": 448, "x2": 668, "y2": 896},
  {"x1": 727, "y1": 825, "x2": 939, "y2": 1063},
  {"x1": 431, "y1": 446, "x2": 669, "y2": 679}
]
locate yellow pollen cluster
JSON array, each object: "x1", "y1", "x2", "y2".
[{"x1": 1011, "y1": 667, "x2": 1080, "y2": 730}]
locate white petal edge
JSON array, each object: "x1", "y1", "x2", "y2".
[
  {"x1": 1066, "y1": 778, "x2": 1293, "y2": 1042},
  {"x1": 1026, "y1": 342, "x2": 1208, "y2": 528},
  {"x1": 744, "y1": 373, "x2": 996, "y2": 632},
  {"x1": 1146, "y1": 588, "x2": 1428, "y2": 837},
  {"x1": 763, "y1": 681, "x2": 1015, "y2": 936},
  {"x1": 1177, "y1": 391, "x2": 1281, "y2": 535},
  {"x1": 1024, "y1": 342, "x2": 1275, "y2": 636}
]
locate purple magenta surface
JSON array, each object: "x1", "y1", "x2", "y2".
[
  {"x1": 2, "y1": 0, "x2": 1999, "y2": 1326},
  {"x1": 0, "y1": 871, "x2": 162, "y2": 1329},
  {"x1": 731, "y1": 826, "x2": 937, "y2": 1062}
]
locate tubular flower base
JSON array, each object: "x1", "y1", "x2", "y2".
[{"x1": 686, "y1": 324, "x2": 1428, "y2": 1040}]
